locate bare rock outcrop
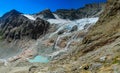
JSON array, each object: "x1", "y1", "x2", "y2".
[{"x1": 0, "y1": 10, "x2": 50, "y2": 41}]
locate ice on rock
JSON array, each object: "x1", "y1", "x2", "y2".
[
  {"x1": 23, "y1": 14, "x2": 36, "y2": 20},
  {"x1": 48, "y1": 17, "x2": 99, "y2": 38},
  {"x1": 47, "y1": 17, "x2": 99, "y2": 58}
]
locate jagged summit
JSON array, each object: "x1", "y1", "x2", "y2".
[
  {"x1": 37, "y1": 9, "x2": 52, "y2": 15},
  {"x1": 1, "y1": 9, "x2": 22, "y2": 18},
  {"x1": 54, "y1": 3, "x2": 105, "y2": 20},
  {"x1": 35, "y1": 9, "x2": 56, "y2": 19},
  {"x1": 8, "y1": 9, "x2": 21, "y2": 14},
  {"x1": 0, "y1": 9, "x2": 50, "y2": 41},
  {"x1": 0, "y1": 3, "x2": 105, "y2": 21},
  {"x1": 32, "y1": 3, "x2": 105, "y2": 20}
]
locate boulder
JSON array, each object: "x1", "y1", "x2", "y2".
[
  {"x1": 70, "y1": 25, "x2": 78, "y2": 32},
  {"x1": 58, "y1": 30, "x2": 65, "y2": 35}
]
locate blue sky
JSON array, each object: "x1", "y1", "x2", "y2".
[{"x1": 0, "y1": 0, "x2": 106, "y2": 16}]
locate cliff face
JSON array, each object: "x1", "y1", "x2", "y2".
[
  {"x1": 35, "y1": 9, "x2": 56, "y2": 19},
  {"x1": 33, "y1": 3, "x2": 105, "y2": 20},
  {"x1": 0, "y1": 10, "x2": 50, "y2": 42},
  {"x1": 54, "y1": 3, "x2": 105, "y2": 20}
]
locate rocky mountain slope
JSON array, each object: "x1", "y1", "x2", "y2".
[
  {"x1": 34, "y1": 9, "x2": 56, "y2": 20},
  {"x1": 0, "y1": 2, "x2": 109, "y2": 73},
  {"x1": 39, "y1": 0, "x2": 120, "y2": 73},
  {"x1": 33, "y1": 3, "x2": 105, "y2": 20},
  {"x1": 54, "y1": 3, "x2": 105, "y2": 20},
  {"x1": 0, "y1": 10, "x2": 50, "y2": 41},
  {"x1": 5, "y1": 0, "x2": 119, "y2": 73},
  {"x1": 0, "y1": 3, "x2": 105, "y2": 42}
]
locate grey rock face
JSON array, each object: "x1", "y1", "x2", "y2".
[
  {"x1": 0, "y1": 10, "x2": 50, "y2": 41},
  {"x1": 70, "y1": 25, "x2": 78, "y2": 32},
  {"x1": 0, "y1": 3, "x2": 105, "y2": 42},
  {"x1": 33, "y1": 3, "x2": 105, "y2": 20},
  {"x1": 54, "y1": 3, "x2": 105, "y2": 20},
  {"x1": 35, "y1": 9, "x2": 55, "y2": 19}
]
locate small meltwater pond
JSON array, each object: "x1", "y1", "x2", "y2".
[{"x1": 28, "y1": 55, "x2": 49, "y2": 63}]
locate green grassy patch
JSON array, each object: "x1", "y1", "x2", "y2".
[{"x1": 112, "y1": 56, "x2": 120, "y2": 64}]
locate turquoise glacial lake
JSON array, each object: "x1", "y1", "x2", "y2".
[{"x1": 28, "y1": 55, "x2": 49, "y2": 63}]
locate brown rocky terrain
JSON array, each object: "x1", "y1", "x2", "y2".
[
  {"x1": 1, "y1": 0, "x2": 119, "y2": 73},
  {"x1": 48, "y1": 0, "x2": 120, "y2": 72},
  {"x1": 25, "y1": 0, "x2": 120, "y2": 73}
]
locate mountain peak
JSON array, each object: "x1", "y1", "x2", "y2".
[
  {"x1": 36, "y1": 8, "x2": 55, "y2": 19},
  {"x1": 9, "y1": 9, "x2": 21, "y2": 13},
  {"x1": 37, "y1": 8, "x2": 52, "y2": 15},
  {"x1": 7, "y1": 9, "x2": 22, "y2": 15},
  {"x1": 1, "y1": 9, "x2": 22, "y2": 19},
  {"x1": 42, "y1": 8, "x2": 51, "y2": 12}
]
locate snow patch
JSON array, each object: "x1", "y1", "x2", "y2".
[
  {"x1": 49, "y1": 17, "x2": 99, "y2": 38},
  {"x1": 47, "y1": 13, "x2": 71, "y2": 24},
  {"x1": 23, "y1": 14, "x2": 36, "y2": 20},
  {"x1": 53, "y1": 13, "x2": 61, "y2": 19},
  {"x1": 48, "y1": 18, "x2": 99, "y2": 59},
  {"x1": 47, "y1": 19, "x2": 71, "y2": 24},
  {"x1": 0, "y1": 59, "x2": 8, "y2": 66},
  {"x1": 67, "y1": 17, "x2": 99, "y2": 30}
]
